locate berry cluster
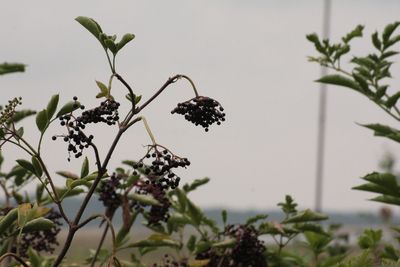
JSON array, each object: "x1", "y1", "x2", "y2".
[
  {"x1": 196, "y1": 224, "x2": 267, "y2": 267},
  {"x1": 98, "y1": 173, "x2": 123, "y2": 218},
  {"x1": 133, "y1": 179, "x2": 171, "y2": 225},
  {"x1": 171, "y1": 96, "x2": 225, "y2": 132},
  {"x1": 18, "y1": 209, "x2": 63, "y2": 257},
  {"x1": 0, "y1": 97, "x2": 22, "y2": 125},
  {"x1": 52, "y1": 97, "x2": 120, "y2": 160},
  {"x1": 151, "y1": 254, "x2": 188, "y2": 267},
  {"x1": 133, "y1": 145, "x2": 190, "y2": 190}
]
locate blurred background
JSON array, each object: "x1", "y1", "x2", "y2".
[{"x1": 1, "y1": 0, "x2": 400, "y2": 216}]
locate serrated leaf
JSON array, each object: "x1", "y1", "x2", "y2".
[
  {"x1": 16, "y1": 159, "x2": 35, "y2": 174},
  {"x1": 31, "y1": 156, "x2": 42, "y2": 177},
  {"x1": 283, "y1": 209, "x2": 328, "y2": 224},
  {"x1": 75, "y1": 16, "x2": 103, "y2": 41},
  {"x1": 80, "y1": 157, "x2": 89, "y2": 178},
  {"x1": 246, "y1": 214, "x2": 268, "y2": 225},
  {"x1": 56, "y1": 101, "x2": 80, "y2": 118},
  {"x1": 117, "y1": 33, "x2": 135, "y2": 51},
  {"x1": 316, "y1": 74, "x2": 360, "y2": 91},
  {"x1": 46, "y1": 94, "x2": 59, "y2": 120}
]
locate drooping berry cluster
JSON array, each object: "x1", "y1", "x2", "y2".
[
  {"x1": 98, "y1": 173, "x2": 123, "y2": 218},
  {"x1": 133, "y1": 179, "x2": 171, "y2": 225},
  {"x1": 171, "y1": 96, "x2": 225, "y2": 132},
  {"x1": 133, "y1": 145, "x2": 190, "y2": 190},
  {"x1": 52, "y1": 97, "x2": 120, "y2": 160},
  {"x1": 196, "y1": 224, "x2": 267, "y2": 267},
  {"x1": 0, "y1": 97, "x2": 22, "y2": 124},
  {"x1": 18, "y1": 209, "x2": 63, "y2": 257},
  {"x1": 151, "y1": 254, "x2": 188, "y2": 267}
]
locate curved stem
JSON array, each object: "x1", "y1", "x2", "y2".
[
  {"x1": 178, "y1": 74, "x2": 199, "y2": 97},
  {"x1": 0, "y1": 181, "x2": 10, "y2": 207},
  {"x1": 140, "y1": 116, "x2": 156, "y2": 145},
  {"x1": 0, "y1": 253, "x2": 29, "y2": 267},
  {"x1": 115, "y1": 73, "x2": 135, "y2": 112}
]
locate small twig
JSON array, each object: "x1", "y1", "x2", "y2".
[
  {"x1": 115, "y1": 73, "x2": 135, "y2": 112},
  {"x1": 0, "y1": 253, "x2": 29, "y2": 267},
  {"x1": 140, "y1": 117, "x2": 156, "y2": 145},
  {"x1": 90, "y1": 224, "x2": 110, "y2": 267}
]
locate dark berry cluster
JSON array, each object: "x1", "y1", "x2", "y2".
[
  {"x1": 151, "y1": 254, "x2": 188, "y2": 267},
  {"x1": 196, "y1": 224, "x2": 267, "y2": 267},
  {"x1": 171, "y1": 96, "x2": 225, "y2": 132},
  {"x1": 18, "y1": 209, "x2": 63, "y2": 257},
  {"x1": 133, "y1": 179, "x2": 171, "y2": 225},
  {"x1": 78, "y1": 99, "x2": 120, "y2": 125},
  {"x1": 52, "y1": 97, "x2": 120, "y2": 160},
  {"x1": 98, "y1": 173, "x2": 123, "y2": 218},
  {"x1": 133, "y1": 145, "x2": 190, "y2": 190}
]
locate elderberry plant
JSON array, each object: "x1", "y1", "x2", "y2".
[{"x1": 0, "y1": 16, "x2": 226, "y2": 267}]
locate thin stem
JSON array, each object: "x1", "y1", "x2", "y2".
[
  {"x1": 178, "y1": 74, "x2": 199, "y2": 97},
  {"x1": 135, "y1": 75, "x2": 181, "y2": 114},
  {"x1": 0, "y1": 182, "x2": 10, "y2": 207},
  {"x1": 140, "y1": 116, "x2": 156, "y2": 145},
  {"x1": 0, "y1": 253, "x2": 29, "y2": 267},
  {"x1": 104, "y1": 49, "x2": 115, "y2": 74},
  {"x1": 90, "y1": 224, "x2": 109, "y2": 267},
  {"x1": 115, "y1": 73, "x2": 135, "y2": 112}
]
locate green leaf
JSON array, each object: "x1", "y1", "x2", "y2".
[
  {"x1": 221, "y1": 210, "x2": 227, "y2": 225},
  {"x1": 95, "y1": 80, "x2": 109, "y2": 98},
  {"x1": 342, "y1": 25, "x2": 364, "y2": 43},
  {"x1": 186, "y1": 199, "x2": 203, "y2": 226},
  {"x1": 0, "y1": 208, "x2": 18, "y2": 235},
  {"x1": 9, "y1": 109, "x2": 36, "y2": 124},
  {"x1": 129, "y1": 193, "x2": 161, "y2": 206},
  {"x1": 212, "y1": 238, "x2": 236, "y2": 248},
  {"x1": 16, "y1": 159, "x2": 36, "y2": 174},
  {"x1": 31, "y1": 156, "x2": 42, "y2": 177},
  {"x1": 105, "y1": 39, "x2": 117, "y2": 54},
  {"x1": 352, "y1": 73, "x2": 370, "y2": 94},
  {"x1": 22, "y1": 217, "x2": 54, "y2": 233},
  {"x1": 80, "y1": 157, "x2": 89, "y2": 178},
  {"x1": 46, "y1": 94, "x2": 59, "y2": 120},
  {"x1": 17, "y1": 203, "x2": 32, "y2": 227},
  {"x1": 117, "y1": 33, "x2": 135, "y2": 51},
  {"x1": 386, "y1": 92, "x2": 400, "y2": 108},
  {"x1": 362, "y1": 172, "x2": 398, "y2": 189},
  {"x1": 56, "y1": 101, "x2": 80, "y2": 118},
  {"x1": 306, "y1": 33, "x2": 325, "y2": 54},
  {"x1": 370, "y1": 195, "x2": 400, "y2": 206},
  {"x1": 382, "y1": 22, "x2": 400, "y2": 44},
  {"x1": 187, "y1": 235, "x2": 197, "y2": 252},
  {"x1": 358, "y1": 228, "x2": 382, "y2": 249},
  {"x1": 35, "y1": 109, "x2": 48, "y2": 133},
  {"x1": 304, "y1": 231, "x2": 333, "y2": 253},
  {"x1": 371, "y1": 32, "x2": 381, "y2": 50},
  {"x1": 282, "y1": 209, "x2": 328, "y2": 224},
  {"x1": 183, "y1": 177, "x2": 210, "y2": 193},
  {"x1": 27, "y1": 248, "x2": 41, "y2": 267},
  {"x1": 316, "y1": 74, "x2": 360, "y2": 91},
  {"x1": 134, "y1": 95, "x2": 142, "y2": 105},
  {"x1": 75, "y1": 16, "x2": 103, "y2": 41},
  {"x1": 0, "y1": 62, "x2": 25, "y2": 75},
  {"x1": 56, "y1": 170, "x2": 79, "y2": 180},
  {"x1": 246, "y1": 214, "x2": 268, "y2": 225}
]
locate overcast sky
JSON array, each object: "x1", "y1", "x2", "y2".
[{"x1": 1, "y1": 0, "x2": 400, "y2": 212}]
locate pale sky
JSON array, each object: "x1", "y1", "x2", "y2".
[{"x1": 1, "y1": 0, "x2": 400, "y2": 212}]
